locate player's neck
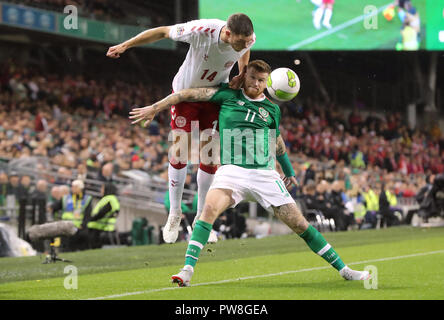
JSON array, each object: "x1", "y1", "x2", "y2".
[
  {"x1": 241, "y1": 88, "x2": 265, "y2": 101},
  {"x1": 220, "y1": 26, "x2": 229, "y2": 43}
]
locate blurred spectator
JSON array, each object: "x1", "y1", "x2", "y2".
[
  {"x1": 361, "y1": 184, "x2": 380, "y2": 229},
  {"x1": 304, "y1": 163, "x2": 316, "y2": 185},
  {"x1": 330, "y1": 180, "x2": 355, "y2": 230},
  {"x1": 17, "y1": 175, "x2": 32, "y2": 239},
  {"x1": 76, "y1": 163, "x2": 88, "y2": 181},
  {"x1": 0, "y1": 171, "x2": 8, "y2": 218},
  {"x1": 7, "y1": 172, "x2": 21, "y2": 199},
  {"x1": 30, "y1": 179, "x2": 49, "y2": 252},
  {"x1": 87, "y1": 182, "x2": 120, "y2": 249},
  {"x1": 53, "y1": 179, "x2": 92, "y2": 251},
  {"x1": 31, "y1": 179, "x2": 49, "y2": 225},
  {"x1": 379, "y1": 183, "x2": 401, "y2": 227},
  {"x1": 344, "y1": 186, "x2": 366, "y2": 227},
  {"x1": 316, "y1": 180, "x2": 347, "y2": 231},
  {"x1": 49, "y1": 185, "x2": 63, "y2": 221},
  {"x1": 55, "y1": 167, "x2": 72, "y2": 185},
  {"x1": 99, "y1": 162, "x2": 114, "y2": 182}
]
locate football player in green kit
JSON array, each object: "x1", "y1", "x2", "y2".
[{"x1": 129, "y1": 60, "x2": 370, "y2": 287}]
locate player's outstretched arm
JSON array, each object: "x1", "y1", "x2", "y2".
[
  {"x1": 129, "y1": 87, "x2": 219, "y2": 127},
  {"x1": 106, "y1": 26, "x2": 171, "y2": 58}
]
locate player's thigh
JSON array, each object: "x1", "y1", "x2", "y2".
[
  {"x1": 249, "y1": 170, "x2": 295, "y2": 209},
  {"x1": 201, "y1": 188, "x2": 235, "y2": 224},
  {"x1": 198, "y1": 102, "x2": 220, "y2": 166},
  {"x1": 273, "y1": 203, "x2": 309, "y2": 234},
  {"x1": 198, "y1": 102, "x2": 220, "y2": 132}
]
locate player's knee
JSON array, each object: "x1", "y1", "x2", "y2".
[
  {"x1": 294, "y1": 218, "x2": 309, "y2": 234},
  {"x1": 275, "y1": 204, "x2": 309, "y2": 234},
  {"x1": 293, "y1": 206, "x2": 309, "y2": 233},
  {"x1": 289, "y1": 214, "x2": 309, "y2": 234},
  {"x1": 201, "y1": 203, "x2": 219, "y2": 224}
]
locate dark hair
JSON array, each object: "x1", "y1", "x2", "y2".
[
  {"x1": 227, "y1": 13, "x2": 254, "y2": 36},
  {"x1": 247, "y1": 60, "x2": 272, "y2": 74}
]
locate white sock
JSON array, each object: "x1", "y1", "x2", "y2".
[
  {"x1": 195, "y1": 168, "x2": 215, "y2": 221},
  {"x1": 323, "y1": 8, "x2": 332, "y2": 25},
  {"x1": 168, "y1": 163, "x2": 187, "y2": 216},
  {"x1": 313, "y1": 7, "x2": 325, "y2": 26}
]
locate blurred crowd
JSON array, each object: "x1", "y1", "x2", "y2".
[
  {"x1": 280, "y1": 100, "x2": 444, "y2": 175},
  {"x1": 0, "y1": 60, "x2": 171, "y2": 178},
  {"x1": 1, "y1": 59, "x2": 443, "y2": 240}
]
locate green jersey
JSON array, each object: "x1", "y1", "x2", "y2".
[{"x1": 209, "y1": 83, "x2": 281, "y2": 170}]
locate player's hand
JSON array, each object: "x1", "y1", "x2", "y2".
[
  {"x1": 129, "y1": 105, "x2": 157, "y2": 127},
  {"x1": 106, "y1": 43, "x2": 127, "y2": 59},
  {"x1": 283, "y1": 176, "x2": 298, "y2": 189},
  {"x1": 229, "y1": 66, "x2": 247, "y2": 89}
]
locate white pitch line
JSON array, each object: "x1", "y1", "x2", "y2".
[
  {"x1": 288, "y1": 3, "x2": 392, "y2": 50},
  {"x1": 87, "y1": 249, "x2": 444, "y2": 300}
]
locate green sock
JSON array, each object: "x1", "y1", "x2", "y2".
[
  {"x1": 184, "y1": 220, "x2": 212, "y2": 268},
  {"x1": 298, "y1": 225, "x2": 346, "y2": 271}
]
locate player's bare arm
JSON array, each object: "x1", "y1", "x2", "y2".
[
  {"x1": 276, "y1": 135, "x2": 287, "y2": 157},
  {"x1": 129, "y1": 87, "x2": 219, "y2": 127},
  {"x1": 106, "y1": 26, "x2": 171, "y2": 58}
]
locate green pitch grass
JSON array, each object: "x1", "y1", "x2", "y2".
[
  {"x1": 199, "y1": 0, "x2": 426, "y2": 50},
  {"x1": 1, "y1": 226, "x2": 444, "y2": 300}
]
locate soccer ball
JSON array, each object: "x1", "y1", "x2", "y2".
[{"x1": 266, "y1": 67, "x2": 300, "y2": 102}]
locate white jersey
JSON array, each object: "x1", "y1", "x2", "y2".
[{"x1": 168, "y1": 19, "x2": 255, "y2": 92}]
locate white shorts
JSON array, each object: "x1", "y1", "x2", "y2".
[{"x1": 209, "y1": 165, "x2": 296, "y2": 209}]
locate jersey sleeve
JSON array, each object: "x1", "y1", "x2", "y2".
[
  {"x1": 209, "y1": 83, "x2": 237, "y2": 105},
  {"x1": 169, "y1": 19, "x2": 219, "y2": 45}
]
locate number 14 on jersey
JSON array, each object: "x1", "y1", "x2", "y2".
[{"x1": 201, "y1": 69, "x2": 218, "y2": 82}]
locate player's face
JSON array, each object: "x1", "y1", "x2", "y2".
[
  {"x1": 243, "y1": 68, "x2": 268, "y2": 99},
  {"x1": 228, "y1": 32, "x2": 254, "y2": 52}
]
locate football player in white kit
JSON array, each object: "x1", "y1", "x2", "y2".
[{"x1": 107, "y1": 13, "x2": 255, "y2": 244}]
